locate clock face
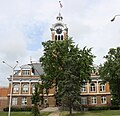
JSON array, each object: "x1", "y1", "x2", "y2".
[{"x1": 56, "y1": 28, "x2": 62, "y2": 34}]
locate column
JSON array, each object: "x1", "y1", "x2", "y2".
[
  {"x1": 29, "y1": 80, "x2": 31, "y2": 95},
  {"x1": 96, "y1": 80, "x2": 99, "y2": 93},
  {"x1": 19, "y1": 80, "x2": 22, "y2": 95},
  {"x1": 87, "y1": 82, "x2": 90, "y2": 93}
]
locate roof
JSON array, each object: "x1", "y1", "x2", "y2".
[
  {"x1": 13, "y1": 62, "x2": 44, "y2": 77},
  {"x1": 29, "y1": 62, "x2": 44, "y2": 76}
]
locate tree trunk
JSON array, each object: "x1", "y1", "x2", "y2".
[
  {"x1": 55, "y1": 79, "x2": 58, "y2": 106},
  {"x1": 117, "y1": 78, "x2": 120, "y2": 105},
  {"x1": 69, "y1": 105, "x2": 72, "y2": 116}
]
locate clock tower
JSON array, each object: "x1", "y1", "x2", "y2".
[{"x1": 50, "y1": 12, "x2": 68, "y2": 41}]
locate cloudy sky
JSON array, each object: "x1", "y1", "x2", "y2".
[{"x1": 0, "y1": 0, "x2": 120, "y2": 86}]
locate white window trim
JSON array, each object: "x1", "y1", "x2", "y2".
[
  {"x1": 81, "y1": 83, "x2": 87, "y2": 92},
  {"x1": 22, "y1": 84, "x2": 29, "y2": 93},
  {"x1": 32, "y1": 84, "x2": 35, "y2": 93},
  {"x1": 22, "y1": 70, "x2": 30, "y2": 76},
  {"x1": 12, "y1": 97, "x2": 18, "y2": 105},
  {"x1": 91, "y1": 96, "x2": 97, "y2": 104},
  {"x1": 101, "y1": 96, "x2": 107, "y2": 104},
  {"x1": 81, "y1": 97, "x2": 87, "y2": 105},
  {"x1": 100, "y1": 84, "x2": 105, "y2": 92},
  {"x1": 22, "y1": 97, "x2": 27, "y2": 105},
  {"x1": 13, "y1": 84, "x2": 19, "y2": 93},
  {"x1": 90, "y1": 83, "x2": 96, "y2": 92}
]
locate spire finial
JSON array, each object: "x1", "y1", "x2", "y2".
[
  {"x1": 56, "y1": 1, "x2": 63, "y2": 21},
  {"x1": 56, "y1": 12, "x2": 63, "y2": 21}
]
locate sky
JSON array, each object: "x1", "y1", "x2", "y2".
[{"x1": 0, "y1": 0, "x2": 120, "y2": 86}]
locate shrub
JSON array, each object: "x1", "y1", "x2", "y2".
[
  {"x1": 110, "y1": 106, "x2": 120, "y2": 110},
  {"x1": 88, "y1": 106, "x2": 110, "y2": 111},
  {"x1": 3, "y1": 106, "x2": 32, "y2": 112}
]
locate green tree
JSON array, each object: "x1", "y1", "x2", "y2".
[
  {"x1": 57, "y1": 44, "x2": 94, "y2": 115},
  {"x1": 40, "y1": 38, "x2": 94, "y2": 115},
  {"x1": 99, "y1": 47, "x2": 120, "y2": 105},
  {"x1": 31, "y1": 83, "x2": 42, "y2": 116}
]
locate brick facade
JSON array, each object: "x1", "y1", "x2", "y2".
[
  {"x1": 0, "y1": 64, "x2": 111, "y2": 111},
  {"x1": 0, "y1": 87, "x2": 9, "y2": 111}
]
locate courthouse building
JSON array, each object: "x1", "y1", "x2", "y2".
[
  {"x1": 7, "y1": 62, "x2": 56, "y2": 108},
  {"x1": 80, "y1": 66, "x2": 111, "y2": 107},
  {"x1": 0, "y1": 12, "x2": 111, "y2": 111}
]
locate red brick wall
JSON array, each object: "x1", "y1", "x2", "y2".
[{"x1": 0, "y1": 87, "x2": 9, "y2": 111}]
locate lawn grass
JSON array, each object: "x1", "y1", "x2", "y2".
[
  {"x1": 60, "y1": 110, "x2": 120, "y2": 116},
  {"x1": 0, "y1": 111, "x2": 51, "y2": 116},
  {"x1": 1, "y1": 110, "x2": 120, "y2": 116}
]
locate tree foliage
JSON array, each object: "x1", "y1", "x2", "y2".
[
  {"x1": 40, "y1": 38, "x2": 94, "y2": 115},
  {"x1": 31, "y1": 83, "x2": 42, "y2": 116},
  {"x1": 99, "y1": 47, "x2": 120, "y2": 105}
]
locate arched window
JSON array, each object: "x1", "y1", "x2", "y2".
[
  {"x1": 81, "y1": 83, "x2": 86, "y2": 92},
  {"x1": 100, "y1": 83, "x2": 105, "y2": 92},
  {"x1": 55, "y1": 35, "x2": 57, "y2": 40},
  {"x1": 22, "y1": 84, "x2": 29, "y2": 93},
  {"x1": 61, "y1": 35, "x2": 63, "y2": 40},
  {"x1": 90, "y1": 83, "x2": 95, "y2": 92},
  {"x1": 13, "y1": 84, "x2": 19, "y2": 93},
  {"x1": 32, "y1": 84, "x2": 35, "y2": 93},
  {"x1": 58, "y1": 35, "x2": 60, "y2": 40}
]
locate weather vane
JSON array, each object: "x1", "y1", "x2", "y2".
[{"x1": 59, "y1": 1, "x2": 63, "y2": 8}]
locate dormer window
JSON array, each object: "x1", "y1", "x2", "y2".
[{"x1": 22, "y1": 70, "x2": 30, "y2": 76}]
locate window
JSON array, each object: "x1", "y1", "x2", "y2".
[
  {"x1": 90, "y1": 83, "x2": 96, "y2": 92},
  {"x1": 101, "y1": 96, "x2": 106, "y2": 104},
  {"x1": 81, "y1": 83, "x2": 86, "y2": 92},
  {"x1": 22, "y1": 70, "x2": 30, "y2": 76},
  {"x1": 12, "y1": 97, "x2": 17, "y2": 105},
  {"x1": 61, "y1": 35, "x2": 63, "y2": 40},
  {"x1": 43, "y1": 88, "x2": 46, "y2": 94},
  {"x1": 58, "y1": 35, "x2": 60, "y2": 40},
  {"x1": 32, "y1": 84, "x2": 35, "y2": 93},
  {"x1": 81, "y1": 97, "x2": 87, "y2": 105},
  {"x1": 91, "y1": 96, "x2": 97, "y2": 104},
  {"x1": 22, "y1": 97, "x2": 27, "y2": 105},
  {"x1": 22, "y1": 84, "x2": 29, "y2": 93},
  {"x1": 55, "y1": 35, "x2": 57, "y2": 40},
  {"x1": 13, "y1": 84, "x2": 19, "y2": 93},
  {"x1": 100, "y1": 83, "x2": 105, "y2": 92},
  {"x1": 44, "y1": 98, "x2": 48, "y2": 105}
]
